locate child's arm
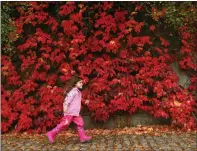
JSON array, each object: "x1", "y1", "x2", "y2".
[{"x1": 82, "y1": 99, "x2": 90, "y2": 105}]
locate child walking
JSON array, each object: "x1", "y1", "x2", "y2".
[{"x1": 47, "y1": 76, "x2": 92, "y2": 143}]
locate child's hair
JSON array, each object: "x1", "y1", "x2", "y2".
[{"x1": 63, "y1": 75, "x2": 81, "y2": 95}]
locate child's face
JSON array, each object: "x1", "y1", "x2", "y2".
[{"x1": 75, "y1": 80, "x2": 83, "y2": 89}]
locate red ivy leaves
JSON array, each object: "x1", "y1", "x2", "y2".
[
  {"x1": 1, "y1": 56, "x2": 22, "y2": 86},
  {"x1": 114, "y1": 11, "x2": 127, "y2": 22},
  {"x1": 45, "y1": 17, "x2": 59, "y2": 32},
  {"x1": 59, "y1": 2, "x2": 76, "y2": 16},
  {"x1": 16, "y1": 114, "x2": 32, "y2": 131},
  {"x1": 160, "y1": 37, "x2": 170, "y2": 47},
  {"x1": 61, "y1": 20, "x2": 78, "y2": 35},
  {"x1": 2, "y1": 2, "x2": 197, "y2": 133},
  {"x1": 134, "y1": 22, "x2": 144, "y2": 33},
  {"x1": 109, "y1": 96, "x2": 130, "y2": 113},
  {"x1": 94, "y1": 107, "x2": 109, "y2": 122},
  {"x1": 150, "y1": 25, "x2": 156, "y2": 31}
]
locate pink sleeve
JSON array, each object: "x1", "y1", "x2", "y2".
[{"x1": 63, "y1": 89, "x2": 77, "y2": 107}]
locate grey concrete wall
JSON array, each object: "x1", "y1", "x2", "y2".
[
  {"x1": 82, "y1": 110, "x2": 171, "y2": 129},
  {"x1": 170, "y1": 61, "x2": 190, "y2": 88}
]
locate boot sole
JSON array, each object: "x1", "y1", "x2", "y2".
[{"x1": 80, "y1": 139, "x2": 92, "y2": 143}]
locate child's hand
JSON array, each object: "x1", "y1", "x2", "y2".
[
  {"x1": 84, "y1": 99, "x2": 90, "y2": 105},
  {"x1": 63, "y1": 106, "x2": 68, "y2": 113}
]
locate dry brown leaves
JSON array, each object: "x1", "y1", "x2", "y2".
[{"x1": 2, "y1": 125, "x2": 196, "y2": 139}]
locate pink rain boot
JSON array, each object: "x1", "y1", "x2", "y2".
[
  {"x1": 47, "y1": 130, "x2": 57, "y2": 143},
  {"x1": 47, "y1": 121, "x2": 67, "y2": 143},
  {"x1": 77, "y1": 127, "x2": 92, "y2": 143}
]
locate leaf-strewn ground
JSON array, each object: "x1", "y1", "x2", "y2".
[{"x1": 2, "y1": 125, "x2": 196, "y2": 151}]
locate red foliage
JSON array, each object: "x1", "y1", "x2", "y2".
[
  {"x1": 150, "y1": 25, "x2": 156, "y2": 31},
  {"x1": 1, "y1": 2, "x2": 197, "y2": 133}
]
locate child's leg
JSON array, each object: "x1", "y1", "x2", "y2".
[
  {"x1": 73, "y1": 115, "x2": 92, "y2": 143},
  {"x1": 47, "y1": 115, "x2": 73, "y2": 143},
  {"x1": 52, "y1": 116, "x2": 73, "y2": 132}
]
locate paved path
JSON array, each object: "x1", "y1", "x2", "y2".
[{"x1": 2, "y1": 129, "x2": 197, "y2": 151}]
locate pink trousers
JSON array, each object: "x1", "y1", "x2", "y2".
[
  {"x1": 47, "y1": 115, "x2": 92, "y2": 143},
  {"x1": 55, "y1": 115, "x2": 84, "y2": 131}
]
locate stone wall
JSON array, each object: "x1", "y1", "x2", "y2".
[
  {"x1": 82, "y1": 110, "x2": 171, "y2": 129},
  {"x1": 170, "y1": 61, "x2": 190, "y2": 88}
]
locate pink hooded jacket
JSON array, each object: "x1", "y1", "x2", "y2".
[{"x1": 63, "y1": 87, "x2": 82, "y2": 116}]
